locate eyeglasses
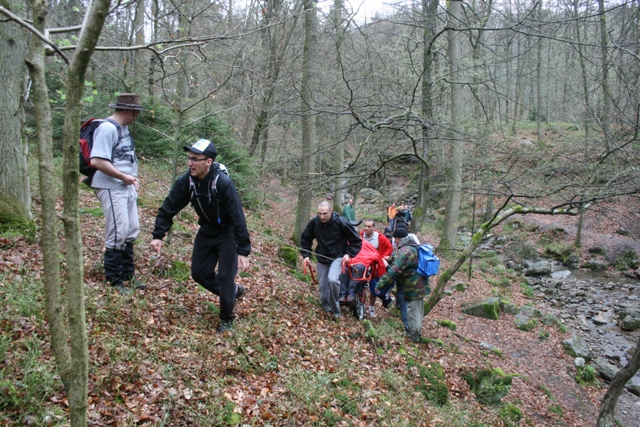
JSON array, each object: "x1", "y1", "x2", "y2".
[{"x1": 187, "y1": 156, "x2": 208, "y2": 163}]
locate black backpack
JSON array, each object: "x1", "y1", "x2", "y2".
[
  {"x1": 395, "y1": 209, "x2": 410, "y2": 227},
  {"x1": 188, "y1": 163, "x2": 229, "y2": 224},
  {"x1": 78, "y1": 118, "x2": 121, "y2": 186}
]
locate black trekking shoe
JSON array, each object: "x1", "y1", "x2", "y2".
[
  {"x1": 217, "y1": 321, "x2": 234, "y2": 333},
  {"x1": 382, "y1": 296, "x2": 394, "y2": 309},
  {"x1": 235, "y1": 284, "x2": 245, "y2": 299},
  {"x1": 128, "y1": 276, "x2": 146, "y2": 290},
  {"x1": 112, "y1": 283, "x2": 132, "y2": 295}
]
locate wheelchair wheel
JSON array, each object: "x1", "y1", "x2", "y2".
[
  {"x1": 355, "y1": 298, "x2": 365, "y2": 320},
  {"x1": 354, "y1": 282, "x2": 368, "y2": 320}
]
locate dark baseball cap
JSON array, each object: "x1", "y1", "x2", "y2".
[{"x1": 183, "y1": 139, "x2": 217, "y2": 159}]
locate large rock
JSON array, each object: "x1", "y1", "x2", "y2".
[
  {"x1": 358, "y1": 188, "x2": 383, "y2": 201},
  {"x1": 499, "y1": 300, "x2": 519, "y2": 315},
  {"x1": 519, "y1": 305, "x2": 543, "y2": 318},
  {"x1": 618, "y1": 306, "x2": 640, "y2": 331},
  {"x1": 462, "y1": 297, "x2": 500, "y2": 320},
  {"x1": 541, "y1": 313, "x2": 562, "y2": 327},
  {"x1": 562, "y1": 332, "x2": 592, "y2": 362},
  {"x1": 563, "y1": 253, "x2": 580, "y2": 269},
  {"x1": 582, "y1": 259, "x2": 608, "y2": 272},
  {"x1": 550, "y1": 270, "x2": 571, "y2": 280},
  {"x1": 593, "y1": 357, "x2": 618, "y2": 381},
  {"x1": 514, "y1": 314, "x2": 537, "y2": 331},
  {"x1": 524, "y1": 261, "x2": 552, "y2": 277}
]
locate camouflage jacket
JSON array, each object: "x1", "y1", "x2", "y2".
[{"x1": 376, "y1": 237, "x2": 429, "y2": 301}]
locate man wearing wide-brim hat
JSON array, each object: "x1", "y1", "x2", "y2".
[{"x1": 90, "y1": 93, "x2": 145, "y2": 294}]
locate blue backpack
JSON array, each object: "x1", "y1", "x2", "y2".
[{"x1": 416, "y1": 244, "x2": 440, "y2": 277}]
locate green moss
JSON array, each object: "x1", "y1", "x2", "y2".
[
  {"x1": 515, "y1": 317, "x2": 537, "y2": 331},
  {"x1": 155, "y1": 260, "x2": 191, "y2": 283},
  {"x1": 0, "y1": 211, "x2": 37, "y2": 242},
  {"x1": 363, "y1": 320, "x2": 379, "y2": 340},
  {"x1": 538, "y1": 330, "x2": 550, "y2": 341},
  {"x1": 421, "y1": 337, "x2": 445, "y2": 347},
  {"x1": 543, "y1": 242, "x2": 576, "y2": 263},
  {"x1": 417, "y1": 362, "x2": 449, "y2": 406},
  {"x1": 613, "y1": 250, "x2": 640, "y2": 271},
  {"x1": 549, "y1": 404, "x2": 564, "y2": 416},
  {"x1": 436, "y1": 319, "x2": 457, "y2": 331},
  {"x1": 278, "y1": 245, "x2": 299, "y2": 268},
  {"x1": 519, "y1": 281, "x2": 534, "y2": 298},
  {"x1": 464, "y1": 368, "x2": 515, "y2": 406},
  {"x1": 498, "y1": 402, "x2": 522, "y2": 426},
  {"x1": 575, "y1": 365, "x2": 597, "y2": 386}
]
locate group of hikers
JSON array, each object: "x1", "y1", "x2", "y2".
[
  {"x1": 89, "y1": 93, "x2": 429, "y2": 341},
  {"x1": 301, "y1": 198, "x2": 429, "y2": 343}
]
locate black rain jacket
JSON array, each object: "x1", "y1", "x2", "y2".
[
  {"x1": 151, "y1": 164, "x2": 251, "y2": 256},
  {"x1": 300, "y1": 212, "x2": 362, "y2": 264}
]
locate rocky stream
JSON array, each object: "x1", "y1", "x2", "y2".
[{"x1": 527, "y1": 264, "x2": 640, "y2": 426}]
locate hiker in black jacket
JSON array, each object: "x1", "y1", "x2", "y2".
[
  {"x1": 150, "y1": 139, "x2": 250, "y2": 332},
  {"x1": 300, "y1": 200, "x2": 362, "y2": 319}
]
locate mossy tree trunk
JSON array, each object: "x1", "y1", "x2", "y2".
[
  {"x1": 440, "y1": 0, "x2": 464, "y2": 252},
  {"x1": 24, "y1": 0, "x2": 111, "y2": 424},
  {"x1": 0, "y1": 0, "x2": 31, "y2": 221},
  {"x1": 596, "y1": 338, "x2": 640, "y2": 427},
  {"x1": 425, "y1": 203, "x2": 587, "y2": 315},
  {"x1": 292, "y1": 0, "x2": 317, "y2": 246}
]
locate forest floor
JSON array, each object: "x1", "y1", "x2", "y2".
[{"x1": 1, "y1": 163, "x2": 639, "y2": 426}]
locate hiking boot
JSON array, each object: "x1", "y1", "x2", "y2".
[
  {"x1": 127, "y1": 276, "x2": 146, "y2": 290},
  {"x1": 382, "y1": 296, "x2": 394, "y2": 309},
  {"x1": 368, "y1": 307, "x2": 377, "y2": 318},
  {"x1": 235, "y1": 284, "x2": 245, "y2": 299},
  {"x1": 112, "y1": 283, "x2": 132, "y2": 295},
  {"x1": 333, "y1": 313, "x2": 342, "y2": 321},
  {"x1": 217, "y1": 321, "x2": 234, "y2": 333}
]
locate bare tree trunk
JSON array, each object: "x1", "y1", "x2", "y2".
[
  {"x1": 413, "y1": 0, "x2": 439, "y2": 234},
  {"x1": 440, "y1": 0, "x2": 464, "y2": 252},
  {"x1": 573, "y1": 0, "x2": 591, "y2": 141},
  {"x1": 292, "y1": 0, "x2": 317, "y2": 245},
  {"x1": 26, "y1": 2, "x2": 73, "y2": 422},
  {"x1": 596, "y1": 338, "x2": 640, "y2": 427},
  {"x1": 61, "y1": 0, "x2": 112, "y2": 424},
  {"x1": 535, "y1": 28, "x2": 543, "y2": 145},
  {"x1": 597, "y1": 0, "x2": 611, "y2": 149},
  {"x1": 575, "y1": 210, "x2": 584, "y2": 247},
  {"x1": 0, "y1": 0, "x2": 30, "y2": 220},
  {"x1": 133, "y1": 0, "x2": 146, "y2": 91},
  {"x1": 331, "y1": 0, "x2": 346, "y2": 211}
]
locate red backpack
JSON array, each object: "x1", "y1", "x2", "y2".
[{"x1": 78, "y1": 118, "x2": 120, "y2": 186}]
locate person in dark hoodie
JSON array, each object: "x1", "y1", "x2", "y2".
[
  {"x1": 300, "y1": 200, "x2": 362, "y2": 320},
  {"x1": 150, "y1": 139, "x2": 250, "y2": 332}
]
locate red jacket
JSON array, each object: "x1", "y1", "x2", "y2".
[
  {"x1": 350, "y1": 235, "x2": 391, "y2": 278},
  {"x1": 360, "y1": 230, "x2": 393, "y2": 259}
]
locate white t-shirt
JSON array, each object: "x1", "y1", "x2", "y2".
[
  {"x1": 363, "y1": 231, "x2": 380, "y2": 249},
  {"x1": 90, "y1": 121, "x2": 138, "y2": 189}
]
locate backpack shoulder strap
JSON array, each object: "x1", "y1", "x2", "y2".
[{"x1": 103, "y1": 117, "x2": 123, "y2": 140}]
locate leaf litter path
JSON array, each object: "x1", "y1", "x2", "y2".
[{"x1": 0, "y1": 181, "x2": 622, "y2": 426}]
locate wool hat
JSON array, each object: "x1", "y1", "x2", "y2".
[
  {"x1": 109, "y1": 93, "x2": 144, "y2": 111},
  {"x1": 184, "y1": 138, "x2": 218, "y2": 159},
  {"x1": 392, "y1": 226, "x2": 409, "y2": 238}
]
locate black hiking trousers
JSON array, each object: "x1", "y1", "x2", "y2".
[{"x1": 191, "y1": 225, "x2": 238, "y2": 323}]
